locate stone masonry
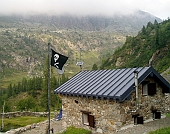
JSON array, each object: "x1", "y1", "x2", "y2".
[{"x1": 61, "y1": 76, "x2": 170, "y2": 134}]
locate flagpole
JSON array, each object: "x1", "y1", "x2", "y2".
[
  {"x1": 58, "y1": 73, "x2": 60, "y2": 111},
  {"x1": 51, "y1": 47, "x2": 68, "y2": 119},
  {"x1": 48, "y1": 43, "x2": 51, "y2": 134}
]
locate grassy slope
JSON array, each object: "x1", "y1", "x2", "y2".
[{"x1": 0, "y1": 116, "x2": 47, "y2": 132}]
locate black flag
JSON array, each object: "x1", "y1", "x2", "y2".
[{"x1": 51, "y1": 49, "x2": 68, "y2": 70}]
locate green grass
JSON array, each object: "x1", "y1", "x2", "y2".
[
  {"x1": 59, "y1": 126, "x2": 91, "y2": 134},
  {"x1": 166, "y1": 113, "x2": 170, "y2": 117},
  {"x1": 0, "y1": 116, "x2": 47, "y2": 132},
  {"x1": 149, "y1": 126, "x2": 170, "y2": 134}
]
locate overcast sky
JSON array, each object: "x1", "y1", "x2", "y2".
[{"x1": 0, "y1": 0, "x2": 169, "y2": 19}]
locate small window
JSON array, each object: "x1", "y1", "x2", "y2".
[
  {"x1": 81, "y1": 111, "x2": 95, "y2": 128},
  {"x1": 142, "y1": 82, "x2": 156, "y2": 96},
  {"x1": 82, "y1": 113, "x2": 89, "y2": 125},
  {"x1": 148, "y1": 83, "x2": 156, "y2": 95},
  {"x1": 142, "y1": 83, "x2": 148, "y2": 95}
]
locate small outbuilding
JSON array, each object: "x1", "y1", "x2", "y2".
[{"x1": 54, "y1": 66, "x2": 170, "y2": 134}]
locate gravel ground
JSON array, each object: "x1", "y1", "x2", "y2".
[
  {"x1": 7, "y1": 116, "x2": 170, "y2": 134},
  {"x1": 116, "y1": 115, "x2": 170, "y2": 134}
]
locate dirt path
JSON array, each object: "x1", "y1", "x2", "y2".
[{"x1": 21, "y1": 119, "x2": 62, "y2": 134}]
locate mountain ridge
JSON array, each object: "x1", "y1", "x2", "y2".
[{"x1": 0, "y1": 10, "x2": 162, "y2": 34}]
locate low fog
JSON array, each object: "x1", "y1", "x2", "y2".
[{"x1": 0, "y1": 0, "x2": 169, "y2": 19}]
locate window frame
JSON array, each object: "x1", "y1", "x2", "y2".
[
  {"x1": 82, "y1": 113, "x2": 89, "y2": 125},
  {"x1": 148, "y1": 83, "x2": 156, "y2": 95},
  {"x1": 142, "y1": 81, "x2": 156, "y2": 96},
  {"x1": 81, "y1": 111, "x2": 95, "y2": 128},
  {"x1": 142, "y1": 82, "x2": 148, "y2": 95}
]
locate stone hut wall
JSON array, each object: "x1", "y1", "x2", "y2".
[
  {"x1": 62, "y1": 95, "x2": 124, "y2": 134},
  {"x1": 61, "y1": 76, "x2": 170, "y2": 134},
  {"x1": 134, "y1": 76, "x2": 169, "y2": 118}
]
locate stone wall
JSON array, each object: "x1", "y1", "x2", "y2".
[
  {"x1": 62, "y1": 96, "x2": 123, "y2": 133},
  {"x1": 61, "y1": 76, "x2": 170, "y2": 134},
  {"x1": 0, "y1": 111, "x2": 48, "y2": 118},
  {"x1": 5, "y1": 120, "x2": 48, "y2": 134}
]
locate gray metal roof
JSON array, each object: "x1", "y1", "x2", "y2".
[{"x1": 54, "y1": 66, "x2": 170, "y2": 102}]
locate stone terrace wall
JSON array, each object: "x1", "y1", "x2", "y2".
[
  {"x1": 0, "y1": 111, "x2": 48, "y2": 118},
  {"x1": 61, "y1": 76, "x2": 170, "y2": 134}
]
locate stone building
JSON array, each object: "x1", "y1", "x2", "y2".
[{"x1": 54, "y1": 66, "x2": 170, "y2": 134}]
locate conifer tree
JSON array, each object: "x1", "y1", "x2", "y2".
[{"x1": 92, "y1": 63, "x2": 98, "y2": 70}]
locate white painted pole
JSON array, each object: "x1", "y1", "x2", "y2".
[{"x1": 134, "y1": 71, "x2": 139, "y2": 110}]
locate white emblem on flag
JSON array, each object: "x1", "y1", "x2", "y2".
[{"x1": 54, "y1": 54, "x2": 59, "y2": 68}]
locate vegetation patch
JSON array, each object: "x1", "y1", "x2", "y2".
[
  {"x1": 100, "y1": 19, "x2": 170, "y2": 74},
  {"x1": 0, "y1": 116, "x2": 47, "y2": 132},
  {"x1": 60, "y1": 126, "x2": 91, "y2": 134},
  {"x1": 166, "y1": 113, "x2": 170, "y2": 117}
]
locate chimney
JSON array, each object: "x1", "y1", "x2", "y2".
[{"x1": 134, "y1": 70, "x2": 139, "y2": 110}]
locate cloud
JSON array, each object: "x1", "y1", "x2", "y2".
[{"x1": 0, "y1": 0, "x2": 169, "y2": 19}]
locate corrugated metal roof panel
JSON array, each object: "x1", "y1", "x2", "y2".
[
  {"x1": 105, "y1": 68, "x2": 136, "y2": 97},
  {"x1": 79, "y1": 70, "x2": 111, "y2": 95},
  {"x1": 54, "y1": 66, "x2": 170, "y2": 102},
  {"x1": 86, "y1": 70, "x2": 118, "y2": 95},
  {"x1": 110, "y1": 67, "x2": 146, "y2": 96},
  {"x1": 72, "y1": 70, "x2": 106, "y2": 95},
  {"x1": 92, "y1": 69, "x2": 124, "y2": 96}
]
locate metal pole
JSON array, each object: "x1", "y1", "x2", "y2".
[
  {"x1": 80, "y1": 48, "x2": 81, "y2": 62},
  {"x1": 58, "y1": 74, "x2": 60, "y2": 110},
  {"x1": 80, "y1": 48, "x2": 82, "y2": 71},
  {"x1": 48, "y1": 43, "x2": 51, "y2": 134},
  {"x1": 134, "y1": 71, "x2": 139, "y2": 110}
]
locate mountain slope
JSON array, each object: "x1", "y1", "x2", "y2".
[
  {"x1": 0, "y1": 11, "x2": 162, "y2": 88},
  {"x1": 100, "y1": 19, "x2": 170, "y2": 76}
]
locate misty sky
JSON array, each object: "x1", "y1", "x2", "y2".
[{"x1": 0, "y1": 0, "x2": 169, "y2": 19}]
